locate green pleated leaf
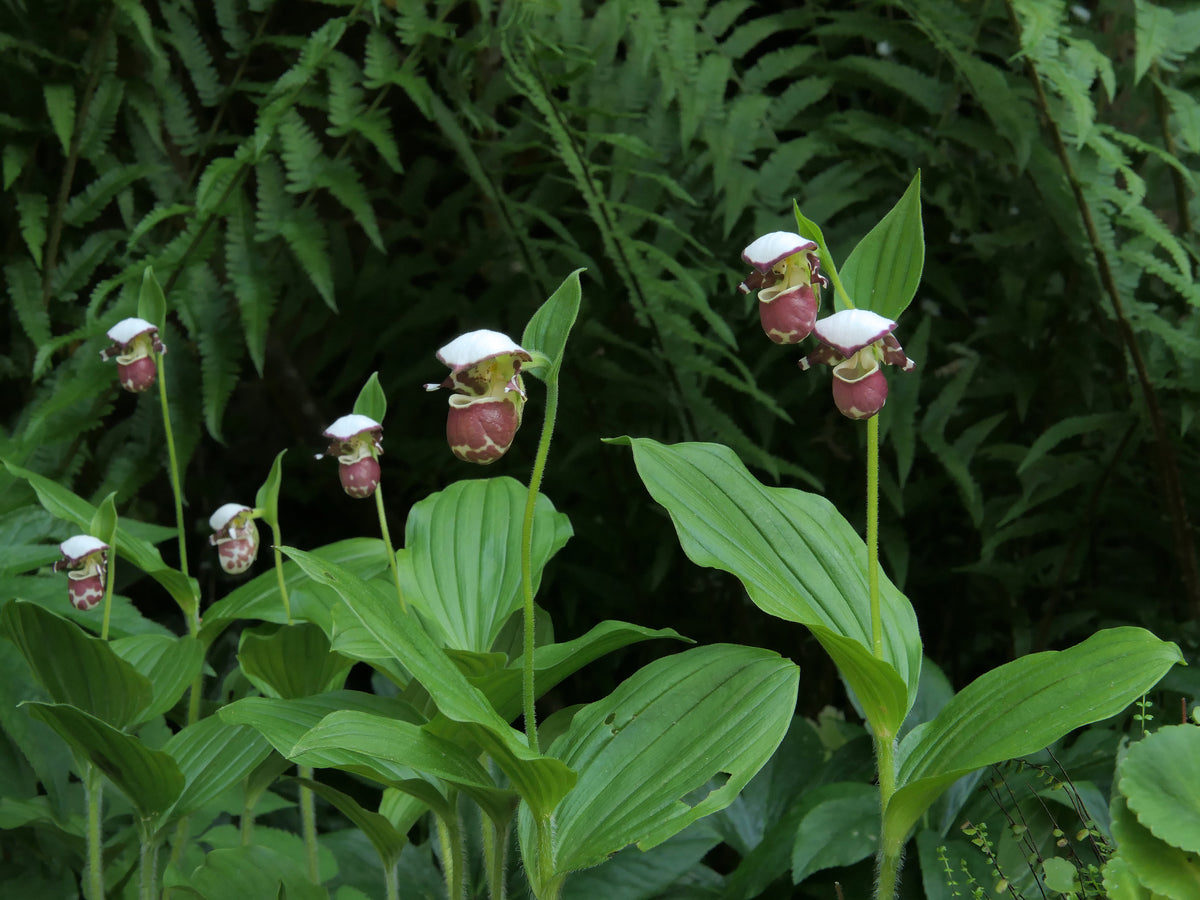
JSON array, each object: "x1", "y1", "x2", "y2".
[
  {"x1": 253, "y1": 450, "x2": 287, "y2": 533},
  {"x1": 89, "y1": 492, "x2": 118, "y2": 547},
  {"x1": 327, "y1": 602, "x2": 409, "y2": 686},
  {"x1": 177, "y1": 844, "x2": 327, "y2": 900},
  {"x1": 3, "y1": 461, "x2": 199, "y2": 618},
  {"x1": 1, "y1": 601, "x2": 152, "y2": 729},
  {"x1": 25, "y1": 702, "x2": 183, "y2": 816},
  {"x1": 352, "y1": 371, "x2": 387, "y2": 423},
  {"x1": 475, "y1": 619, "x2": 687, "y2": 722},
  {"x1": 293, "y1": 710, "x2": 518, "y2": 824},
  {"x1": 838, "y1": 171, "x2": 924, "y2": 320},
  {"x1": 199, "y1": 538, "x2": 391, "y2": 646},
  {"x1": 884, "y1": 627, "x2": 1182, "y2": 856},
  {"x1": 110, "y1": 634, "x2": 204, "y2": 724},
  {"x1": 522, "y1": 269, "x2": 583, "y2": 380},
  {"x1": 137, "y1": 265, "x2": 168, "y2": 330},
  {"x1": 397, "y1": 478, "x2": 572, "y2": 653},
  {"x1": 281, "y1": 546, "x2": 577, "y2": 818},
  {"x1": 790, "y1": 782, "x2": 879, "y2": 882},
  {"x1": 1108, "y1": 791, "x2": 1200, "y2": 900},
  {"x1": 238, "y1": 623, "x2": 353, "y2": 699},
  {"x1": 164, "y1": 715, "x2": 273, "y2": 817},
  {"x1": 1119, "y1": 724, "x2": 1200, "y2": 855},
  {"x1": 618, "y1": 438, "x2": 920, "y2": 737},
  {"x1": 294, "y1": 776, "x2": 408, "y2": 868},
  {"x1": 544, "y1": 643, "x2": 798, "y2": 874}
]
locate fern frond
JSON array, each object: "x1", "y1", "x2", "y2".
[
  {"x1": 162, "y1": 2, "x2": 222, "y2": 107},
  {"x1": 78, "y1": 75, "x2": 125, "y2": 162},
  {"x1": 160, "y1": 76, "x2": 201, "y2": 154},
  {"x1": 832, "y1": 56, "x2": 952, "y2": 115},
  {"x1": 178, "y1": 265, "x2": 240, "y2": 440},
  {"x1": 225, "y1": 191, "x2": 275, "y2": 374},
  {"x1": 42, "y1": 84, "x2": 76, "y2": 155},
  {"x1": 3, "y1": 144, "x2": 30, "y2": 189},
  {"x1": 62, "y1": 162, "x2": 161, "y2": 228},
  {"x1": 279, "y1": 108, "x2": 324, "y2": 192},
  {"x1": 6, "y1": 260, "x2": 52, "y2": 346},
  {"x1": 314, "y1": 159, "x2": 385, "y2": 252},
  {"x1": 49, "y1": 231, "x2": 121, "y2": 301},
  {"x1": 214, "y1": 0, "x2": 251, "y2": 55},
  {"x1": 195, "y1": 157, "x2": 245, "y2": 215},
  {"x1": 16, "y1": 193, "x2": 49, "y2": 268}
]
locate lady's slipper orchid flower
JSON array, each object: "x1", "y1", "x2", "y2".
[
  {"x1": 424, "y1": 330, "x2": 532, "y2": 465},
  {"x1": 317, "y1": 414, "x2": 383, "y2": 498},
  {"x1": 739, "y1": 232, "x2": 829, "y2": 344},
  {"x1": 208, "y1": 504, "x2": 260, "y2": 574},
  {"x1": 53, "y1": 535, "x2": 108, "y2": 611},
  {"x1": 99, "y1": 317, "x2": 165, "y2": 393},
  {"x1": 799, "y1": 309, "x2": 916, "y2": 420}
]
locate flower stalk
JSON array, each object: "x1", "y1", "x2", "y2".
[
  {"x1": 85, "y1": 763, "x2": 104, "y2": 900},
  {"x1": 374, "y1": 484, "x2": 406, "y2": 613}
]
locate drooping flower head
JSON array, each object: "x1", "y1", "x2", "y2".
[
  {"x1": 739, "y1": 232, "x2": 829, "y2": 344},
  {"x1": 208, "y1": 504, "x2": 260, "y2": 574},
  {"x1": 424, "y1": 330, "x2": 532, "y2": 465},
  {"x1": 53, "y1": 535, "x2": 109, "y2": 611},
  {"x1": 799, "y1": 309, "x2": 916, "y2": 420},
  {"x1": 318, "y1": 414, "x2": 383, "y2": 498},
  {"x1": 99, "y1": 317, "x2": 165, "y2": 393}
]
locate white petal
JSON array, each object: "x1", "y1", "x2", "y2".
[
  {"x1": 436, "y1": 329, "x2": 529, "y2": 368},
  {"x1": 105, "y1": 317, "x2": 157, "y2": 345},
  {"x1": 323, "y1": 413, "x2": 382, "y2": 440},
  {"x1": 741, "y1": 232, "x2": 817, "y2": 271},
  {"x1": 813, "y1": 309, "x2": 896, "y2": 357},
  {"x1": 60, "y1": 534, "x2": 108, "y2": 561},
  {"x1": 209, "y1": 503, "x2": 252, "y2": 531}
]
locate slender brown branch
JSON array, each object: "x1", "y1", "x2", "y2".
[{"x1": 1003, "y1": 0, "x2": 1200, "y2": 616}]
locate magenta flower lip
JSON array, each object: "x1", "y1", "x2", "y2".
[
  {"x1": 54, "y1": 535, "x2": 109, "y2": 610},
  {"x1": 741, "y1": 232, "x2": 818, "y2": 272},
  {"x1": 208, "y1": 504, "x2": 260, "y2": 574},
  {"x1": 798, "y1": 309, "x2": 917, "y2": 420},
  {"x1": 318, "y1": 415, "x2": 384, "y2": 498}
]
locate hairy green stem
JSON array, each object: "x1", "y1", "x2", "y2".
[
  {"x1": 867, "y1": 416, "x2": 882, "y2": 658},
  {"x1": 374, "y1": 484, "x2": 406, "y2": 612},
  {"x1": 521, "y1": 374, "x2": 561, "y2": 752},
  {"x1": 483, "y1": 816, "x2": 509, "y2": 900},
  {"x1": 240, "y1": 786, "x2": 255, "y2": 846},
  {"x1": 100, "y1": 537, "x2": 116, "y2": 642},
  {"x1": 138, "y1": 824, "x2": 160, "y2": 900},
  {"x1": 85, "y1": 763, "x2": 104, "y2": 900},
  {"x1": 384, "y1": 861, "x2": 400, "y2": 900},
  {"x1": 533, "y1": 814, "x2": 563, "y2": 900},
  {"x1": 435, "y1": 805, "x2": 466, "y2": 900},
  {"x1": 156, "y1": 353, "x2": 189, "y2": 580},
  {"x1": 299, "y1": 764, "x2": 319, "y2": 883},
  {"x1": 269, "y1": 523, "x2": 292, "y2": 624}
]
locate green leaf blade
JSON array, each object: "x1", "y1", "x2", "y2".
[{"x1": 839, "y1": 171, "x2": 924, "y2": 320}]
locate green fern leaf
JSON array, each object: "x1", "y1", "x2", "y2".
[
  {"x1": 43, "y1": 84, "x2": 75, "y2": 154},
  {"x1": 279, "y1": 207, "x2": 336, "y2": 311},
  {"x1": 16, "y1": 193, "x2": 49, "y2": 268},
  {"x1": 703, "y1": 0, "x2": 754, "y2": 39},
  {"x1": 125, "y1": 203, "x2": 193, "y2": 253},
  {"x1": 225, "y1": 191, "x2": 275, "y2": 374},
  {"x1": 832, "y1": 56, "x2": 952, "y2": 115},
  {"x1": 314, "y1": 159, "x2": 384, "y2": 252},
  {"x1": 160, "y1": 76, "x2": 201, "y2": 154},
  {"x1": 363, "y1": 28, "x2": 400, "y2": 90},
  {"x1": 741, "y1": 45, "x2": 819, "y2": 94},
  {"x1": 5, "y1": 260, "x2": 51, "y2": 346},
  {"x1": 114, "y1": 0, "x2": 167, "y2": 65},
  {"x1": 62, "y1": 163, "x2": 161, "y2": 228},
  {"x1": 162, "y1": 2, "x2": 222, "y2": 107},
  {"x1": 77, "y1": 76, "x2": 125, "y2": 162},
  {"x1": 49, "y1": 231, "x2": 121, "y2": 301},
  {"x1": 3, "y1": 144, "x2": 30, "y2": 189},
  {"x1": 279, "y1": 108, "x2": 324, "y2": 192},
  {"x1": 179, "y1": 265, "x2": 240, "y2": 440},
  {"x1": 272, "y1": 19, "x2": 348, "y2": 97},
  {"x1": 214, "y1": 0, "x2": 251, "y2": 54},
  {"x1": 195, "y1": 157, "x2": 245, "y2": 215}
]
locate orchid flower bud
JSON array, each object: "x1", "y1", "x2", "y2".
[
  {"x1": 208, "y1": 504, "x2": 260, "y2": 574},
  {"x1": 799, "y1": 309, "x2": 916, "y2": 420},
  {"x1": 318, "y1": 415, "x2": 383, "y2": 498},
  {"x1": 53, "y1": 535, "x2": 109, "y2": 611},
  {"x1": 99, "y1": 318, "x2": 165, "y2": 393},
  {"x1": 424, "y1": 330, "x2": 532, "y2": 464},
  {"x1": 739, "y1": 232, "x2": 828, "y2": 344}
]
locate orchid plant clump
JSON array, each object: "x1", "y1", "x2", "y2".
[{"x1": 0, "y1": 180, "x2": 1183, "y2": 900}]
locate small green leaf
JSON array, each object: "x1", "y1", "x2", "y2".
[
  {"x1": 1042, "y1": 856, "x2": 1080, "y2": 892},
  {"x1": 791, "y1": 783, "x2": 880, "y2": 882},
  {"x1": 1108, "y1": 791, "x2": 1200, "y2": 898},
  {"x1": 839, "y1": 171, "x2": 924, "y2": 320},
  {"x1": 165, "y1": 715, "x2": 273, "y2": 816},
  {"x1": 884, "y1": 627, "x2": 1182, "y2": 857},
  {"x1": 25, "y1": 702, "x2": 184, "y2": 817},
  {"x1": 397, "y1": 477, "x2": 572, "y2": 653},
  {"x1": 254, "y1": 450, "x2": 287, "y2": 532},
  {"x1": 43, "y1": 84, "x2": 75, "y2": 154},
  {"x1": 138, "y1": 265, "x2": 168, "y2": 331},
  {"x1": 110, "y1": 634, "x2": 204, "y2": 724},
  {"x1": 1119, "y1": 724, "x2": 1200, "y2": 855},
  {"x1": 352, "y1": 371, "x2": 387, "y2": 423},
  {"x1": 294, "y1": 777, "x2": 408, "y2": 868},
  {"x1": 521, "y1": 269, "x2": 583, "y2": 380},
  {"x1": 1, "y1": 601, "x2": 152, "y2": 729},
  {"x1": 541, "y1": 644, "x2": 798, "y2": 874},
  {"x1": 238, "y1": 623, "x2": 353, "y2": 699},
  {"x1": 88, "y1": 492, "x2": 118, "y2": 547},
  {"x1": 793, "y1": 201, "x2": 850, "y2": 310}
]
